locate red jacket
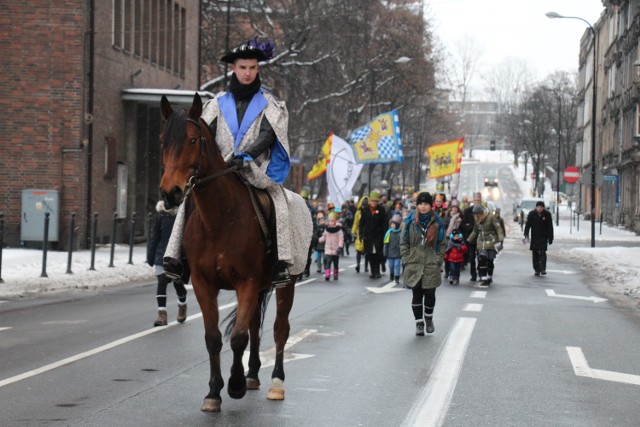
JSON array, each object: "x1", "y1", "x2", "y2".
[{"x1": 444, "y1": 240, "x2": 467, "y2": 263}]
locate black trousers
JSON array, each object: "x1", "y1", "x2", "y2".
[
  {"x1": 411, "y1": 285, "x2": 436, "y2": 320},
  {"x1": 532, "y1": 250, "x2": 547, "y2": 273}
]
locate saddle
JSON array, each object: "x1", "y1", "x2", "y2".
[{"x1": 240, "y1": 179, "x2": 276, "y2": 257}]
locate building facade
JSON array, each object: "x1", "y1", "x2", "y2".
[{"x1": 1, "y1": 0, "x2": 202, "y2": 249}]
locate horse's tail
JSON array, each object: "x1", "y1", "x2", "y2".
[{"x1": 222, "y1": 287, "x2": 274, "y2": 338}]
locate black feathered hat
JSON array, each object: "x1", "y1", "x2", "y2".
[{"x1": 221, "y1": 37, "x2": 275, "y2": 63}]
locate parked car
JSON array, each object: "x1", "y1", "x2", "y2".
[{"x1": 513, "y1": 197, "x2": 543, "y2": 222}]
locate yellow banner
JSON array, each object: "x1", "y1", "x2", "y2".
[
  {"x1": 306, "y1": 133, "x2": 332, "y2": 180},
  {"x1": 426, "y1": 138, "x2": 464, "y2": 179}
]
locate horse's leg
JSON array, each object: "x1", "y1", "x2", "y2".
[
  {"x1": 268, "y1": 280, "x2": 296, "y2": 400},
  {"x1": 227, "y1": 285, "x2": 259, "y2": 399},
  {"x1": 198, "y1": 287, "x2": 224, "y2": 412},
  {"x1": 246, "y1": 297, "x2": 262, "y2": 390}
]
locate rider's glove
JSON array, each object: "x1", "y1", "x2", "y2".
[{"x1": 226, "y1": 153, "x2": 252, "y2": 169}]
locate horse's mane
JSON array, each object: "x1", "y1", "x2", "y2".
[{"x1": 162, "y1": 108, "x2": 188, "y2": 149}]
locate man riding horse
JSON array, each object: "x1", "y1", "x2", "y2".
[{"x1": 164, "y1": 38, "x2": 294, "y2": 286}]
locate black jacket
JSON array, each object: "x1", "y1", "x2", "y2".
[
  {"x1": 524, "y1": 209, "x2": 554, "y2": 251},
  {"x1": 359, "y1": 204, "x2": 387, "y2": 255},
  {"x1": 147, "y1": 209, "x2": 176, "y2": 266}
]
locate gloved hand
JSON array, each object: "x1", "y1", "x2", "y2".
[
  {"x1": 226, "y1": 155, "x2": 245, "y2": 169},
  {"x1": 337, "y1": 247, "x2": 343, "y2": 256},
  {"x1": 522, "y1": 236, "x2": 530, "y2": 245},
  {"x1": 548, "y1": 240, "x2": 553, "y2": 245},
  {"x1": 227, "y1": 152, "x2": 253, "y2": 169},
  {"x1": 494, "y1": 241, "x2": 503, "y2": 252}
]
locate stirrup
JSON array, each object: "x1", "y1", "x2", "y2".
[
  {"x1": 163, "y1": 257, "x2": 183, "y2": 282},
  {"x1": 272, "y1": 262, "x2": 291, "y2": 288}
]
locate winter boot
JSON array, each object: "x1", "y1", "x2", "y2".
[
  {"x1": 390, "y1": 272, "x2": 394, "y2": 282},
  {"x1": 333, "y1": 269, "x2": 339, "y2": 280},
  {"x1": 153, "y1": 310, "x2": 168, "y2": 327},
  {"x1": 452, "y1": 278, "x2": 459, "y2": 286},
  {"x1": 355, "y1": 263, "x2": 360, "y2": 273},
  {"x1": 425, "y1": 317, "x2": 435, "y2": 334},
  {"x1": 177, "y1": 303, "x2": 187, "y2": 323},
  {"x1": 415, "y1": 320, "x2": 425, "y2": 336},
  {"x1": 449, "y1": 276, "x2": 453, "y2": 284},
  {"x1": 325, "y1": 269, "x2": 331, "y2": 281},
  {"x1": 394, "y1": 276, "x2": 400, "y2": 284}
]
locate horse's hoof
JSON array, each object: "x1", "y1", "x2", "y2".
[
  {"x1": 246, "y1": 377, "x2": 261, "y2": 390},
  {"x1": 228, "y1": 384, "x2": 247, "y2": 400},
  {"x1": 266, "y1": 378, "x2": 285, "y2": 401},
  {"x1": 201, "y1": 398, "x2": 221, "y2": 412}
]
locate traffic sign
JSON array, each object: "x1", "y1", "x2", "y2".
[{"x1": 564, "y1": 166, "x2": 580, "y2": 183}]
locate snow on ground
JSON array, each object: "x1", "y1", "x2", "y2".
[{"x1": 0, "y1": 150, "x2": 638, "y2": 308}]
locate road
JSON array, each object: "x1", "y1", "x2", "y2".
[{"x1": 1, "y1": 162, "x2": 639, "y2": 426}]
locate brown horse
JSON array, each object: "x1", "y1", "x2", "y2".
[{"x1": 159, "y1": 93, "x2": 301, "y2": 412}]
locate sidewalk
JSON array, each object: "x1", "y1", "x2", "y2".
[{"x1": 0, "y1": 245, "x2": 154, "y2": 299}]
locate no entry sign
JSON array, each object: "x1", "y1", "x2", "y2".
[{"x1": 564, "y1": 166, "x2": 580, "y2": 183}]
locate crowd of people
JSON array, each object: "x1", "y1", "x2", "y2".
[{"x1": 301, "y1": 188, "x2": 556, "y2": 337}]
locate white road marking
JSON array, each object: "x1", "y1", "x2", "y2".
[
  {"x1": 567, "y1": 346, "x2": 640, "y2": 386},
  {"x1": 545, "y1": 269, "x2": 577, "y2": 275},
  {"x1": 463, "y1": 303, "x2": 483, "y2": 312},
  {"x1": 243, "y1": 328, "x2": 317, "y2": 370},
  {"x1": 367, "y1": 281, "x2": 402, "y2": 294},
  {"x1": 546, "y1": 289, "x2": 607, "y2": 303},
  {"x1": 0, "y1": 302, "x2": 237, "y2": 389},
  {"x1": 0, "y1": 327, "x2": 12, "y2": 332},
  {"x1": 403, "y1": 317, "x2": 477, "y2": 427},
  {"x1": 470, "y1": 291, "x2": 487, "y2": 299}
]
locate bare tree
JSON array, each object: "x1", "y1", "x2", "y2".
[{"x1": 200, "y1": 0, "x2": 441, "y2": 194}]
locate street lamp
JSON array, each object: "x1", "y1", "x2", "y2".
[{"x1": 546, "y1": 11, "x2": 597, "y2": 248}]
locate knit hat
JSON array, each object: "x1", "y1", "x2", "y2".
[
  {"x1": 472, "y1": 204, "x2": 485, "y2": 215},
  {"x1": 450, "y1": 198, "x2": 459, "y2": 207},
  {"x1": 390, "y1": 213, "x2": 402, "y2": 225},
  {"x1": 416, "y1": 192, "x2": 433, "y2": 205},
  {"x1": 472, "y1": 192, "x2": 482, "y2": 200},
  {"x1": 369, "y1": 190, "x2": 381, "y2": 201},
  {"x1": 536, "y1": 201, "x2": 545, "y2": 207}
]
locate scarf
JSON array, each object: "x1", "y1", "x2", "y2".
[{"x1": 229, "y1": 73, "x2": 261, "y2": 102}]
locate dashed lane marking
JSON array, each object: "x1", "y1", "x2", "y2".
[
  {"x1": 463, "y1": 303, "x2": 483, "y2": 312},
  {"x1": 470, "y1": 291, "x2": 487, "y2": 299},
  {"x1": 0, "y1": 327, "x2": 12, "y2": 332}
]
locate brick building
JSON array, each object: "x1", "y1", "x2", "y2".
[{"x1": 1, "y1": 0, "x2": 205, "y2": 248}]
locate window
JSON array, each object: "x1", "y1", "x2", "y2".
[{"x1": 112, "y1": 0, "x2": 186, "y2": 73}]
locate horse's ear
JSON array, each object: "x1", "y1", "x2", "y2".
[
  {"x1": 161, "y1": 95, "x2": 173, "y2": 120},
  {"x1": 189, "y1": 93, "x2": 203, "y2": 120}
]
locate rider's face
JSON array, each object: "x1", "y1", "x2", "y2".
[{"x1": 231, "y1": 59, "x2": 260, "y2": 85}]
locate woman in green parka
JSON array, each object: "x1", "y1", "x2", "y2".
[
  {"x1": 400, "y1": 192, "x2": 446, "y2": 336},
  {"x1": 466, "y1": 204, "x2": 504, "y2": 286}
]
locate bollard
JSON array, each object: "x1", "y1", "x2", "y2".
[
  {"x1": 576, "y1": 211, "x2": 579, "y2": 232},
  {"x1": 128, "y1": 212, "x2": 136, "y2": 264},
  {"x1": 0, "y1": 212, "x2": 4, "y2": 283},
  {"x1": 599, "y1": 212, "x2": 603, "y2": 235},
  {"x1": 109, "y1": 212, "x2": 117, "y2": 267},
  {"x1": 66, "y1": 212, "x2": 76, "y2": 274},
  {"x1": 89, "y1": 212, "x2": 98, "y2": 271},
  {"x1": 41, "y1": 212, "x2": 50, "y2": 278}
]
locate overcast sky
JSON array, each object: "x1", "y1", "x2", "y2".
[{"x1": 427, "y1": 0, "x2": 605, "y2": 91}]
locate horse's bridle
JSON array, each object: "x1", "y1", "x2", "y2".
[{"x1": 183, "y1": 117, "x2": 240, "y2": 194}]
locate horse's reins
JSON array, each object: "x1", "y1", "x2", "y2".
[{"x1": 182, "y1": 117, "x2": 270, "y2": 239}]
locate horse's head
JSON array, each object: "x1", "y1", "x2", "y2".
[{"x1": 159, "y1": 93, "x2": 207, "y2": 208}]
